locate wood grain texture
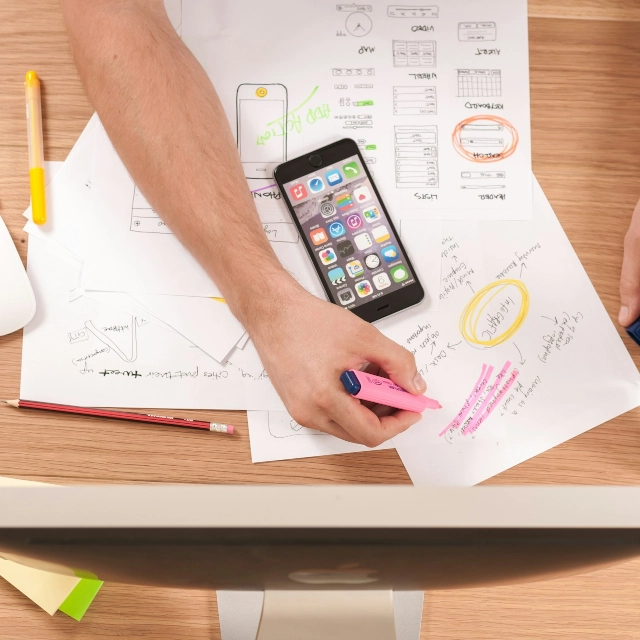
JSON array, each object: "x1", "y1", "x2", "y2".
[{"x1": 1, "y1": 2, "x2": 640, "y2": 638}]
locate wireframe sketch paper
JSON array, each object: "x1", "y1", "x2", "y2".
[
  {"x1": 81, "y1": 124, "x2": 223, "y2": 297},
  {"x1": 385, "y1": 178, "x2": 640, "y2": 486},
  {"x1": 182, "y1": 0, "x2": 532, "y2": 221},
  {"x1": 21, "y1": 237, "x2": 285, "y2": 411},
  {"x1": 248, "y1": 411, "x2": 394, "y2": 463}
]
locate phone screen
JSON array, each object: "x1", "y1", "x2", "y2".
[{"x1": 282, "y1": 154, "x2": 416, "y2": 310}]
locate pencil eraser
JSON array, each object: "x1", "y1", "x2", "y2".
[
  {"x1": 626, "y1": 318, "x2": 640, "y2": 347},
  {"x1": 227, "y1": 424, "x2": 234, "y2": 435}
]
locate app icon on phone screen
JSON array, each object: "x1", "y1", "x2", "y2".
[
  {"x1": 329, "y1": 221, "x2": 346, "y2": 238},
  {"x1": 325, "y1": 170, "x2": 343, "y2": 186},
  {"x1": 373, "y1": 225, "x2": 390, "y2": 243},
  {"x1": 310, "y1": 228, "x2": 328, "y2": 246},
  {"x1": 363, "y1": 206, "x2": 381, "y2": 223},
  {"x1": 336, "y1": 192, "x2": 354, "y2": 213},
  {"x1": 337, "y1": 240, "x2": 355, "y2": 258},
  {"x1": 353, "y1": 185, "x2": 372, "y2": 204},
  {"x1": 355, "y1": 280, "x2": 373, "y2": 297},
  {"x1": 354, "y1": 233, "x2": 373, "y2": 250},
  {"x1": 345, "y1": 260, "x2": 364, "y2": 278},
  {"x1": 373, "y1": 272, "x2": 391, "y2": 290},
  {"x1": 339, "y1": 288, "x2": 356, "y2": 305},
  {"x1": 319, "y1": 247, "x2": 338, "y2": 265},
  {"x1": 346, "y1": 213, "x2": 363, "y2": 230},
  {"x1": 343, "y1": 162, "x2": 360, "y2": 178},
  {"x1": 365, "y1": 253, "x2": 381, "y2": 269},
  {"x1": 381, "y1": 245, "x2": 399, "y2": 262},
  {"x1": 328, "y1": 267, "x2": 346, "y2": 285},
  {"x1": 290, "y1": 184, "x2": 308, "y2": 201},
  {"x1": 391, "y1": 264, "x2": 409, "y2": 283},
  {"x1": 320, "y1": 201, "x2": 336, "y2": 218},
  {"x1": 308, "y1": 177, "x2": 325, "y2": 193}
]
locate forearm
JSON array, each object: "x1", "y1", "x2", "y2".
[{"x1": 62, "y1": 0, "x2": 300, "y2": 327}]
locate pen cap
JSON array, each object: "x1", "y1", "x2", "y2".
[{"x1": 25, "y1": 71, "x2": 44, "y2": 169}]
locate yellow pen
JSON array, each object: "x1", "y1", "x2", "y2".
[{"x1": 25, "y1": 70, "x2": 46, "y2": 225}]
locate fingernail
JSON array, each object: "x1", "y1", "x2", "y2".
[
  {"x1": 619, "y1": 306, "x2": 629, "y2": 323},
  {"x1": 414, "y1": 372, "x2": 426, "y2": 392}
]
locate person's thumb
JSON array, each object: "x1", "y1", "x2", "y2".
[
  {"x1": 363, "y1": 332, "x2": 426, "y2": 395},
  {"x1": 620, "y1": 226, "x2": 640, "y2": 327}
]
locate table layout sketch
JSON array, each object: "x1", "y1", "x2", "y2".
[
  {"x1": 393, "y1": 86, "x2": 437, "y2": 115},
  {"x1": 130, "y1": 186, "x2": 171, "y2": 234},
  {"x1": 392, "y1": 40, "x2": 436, "y2": 68},
  {"x1": 457, "y1": 69, "x2": 502, "y2": 97},
  {"x1": 394, "y1": 125, "x2": 438, "y2": 188}
]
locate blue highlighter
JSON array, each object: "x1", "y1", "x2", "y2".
[{"x1": 626, "y1": 318, "x2": 640, "y2": 347}]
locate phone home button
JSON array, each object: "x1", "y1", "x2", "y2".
[{"x1": 309, "y1": 154, "x2": 323, "y2": 168}]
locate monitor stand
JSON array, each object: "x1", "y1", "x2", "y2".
[
  {"x1": 257, "y1": 590, "x2": 396, "y2": 640},
  {"x1": 217, "y1": 590, "x2": 423, "y2": 640}
]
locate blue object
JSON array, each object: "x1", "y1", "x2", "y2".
[
  {"x1": 340, "y1": 370, "x2": 361, "y2": 395},
  {"x1": 626, "y1": 318, "x2": 640, "y2": 347}
]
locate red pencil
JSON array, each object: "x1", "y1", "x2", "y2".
[{"x1": 3, "y1": 399, "x2": 234, "y2": 435}]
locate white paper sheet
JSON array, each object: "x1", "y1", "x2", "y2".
[
  {"x1": 131, "y1": 293, "x2": 245, "y2": 364},
  {"x1": 24, "y1": 116, "x2": 98, "y2": 260},
  {"x1": 182, "y1": 0, "x2": 532, "y2": 221},
  {"x1": 248, "y1": 411, "x2": 394, "y2": 463},
  {"x1": 21, "y1": 237, "x2": 285, "y2": 411},
  {"x1": 385, "y1": 178, "x2": 640, "y2": 486}
]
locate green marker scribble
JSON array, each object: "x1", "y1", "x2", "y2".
[{"x1": 266, "y1": 86, "x2": 320, "y2": 127}]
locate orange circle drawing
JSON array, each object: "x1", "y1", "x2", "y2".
[{"x1": 452, "y1": 115, "x2": 519, "y2": 163}]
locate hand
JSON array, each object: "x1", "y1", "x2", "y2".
[
  {"x1": 248, "y1": 282, "x2": 427, "y2": 447},
  {"x1": 620, "y1": 197, "x2": 640, "y2": 326}
]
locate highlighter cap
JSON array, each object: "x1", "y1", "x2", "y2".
[
  {"x1": 25, "y1": 70, "x2": 44, "y2": 169},
  {"x1": 340, "y1": 370, "x2": 361, "y2": 395}
]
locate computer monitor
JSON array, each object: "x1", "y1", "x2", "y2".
[{"x1": 0, "y1": 485, "x2": 638, "y2": 640}]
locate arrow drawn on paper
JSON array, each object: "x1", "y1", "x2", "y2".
[{"x1": 513, "y1": 342, "x2": 526, "y2": 365}]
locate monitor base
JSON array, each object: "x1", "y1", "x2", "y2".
[{"x1": 257, "y1": 590, "x2": 396, "y2": 640}]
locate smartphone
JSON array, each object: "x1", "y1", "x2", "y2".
[
  {"x1": 236, "y1": 83, "x2": 288, "y2": 180},
  {"x1": 274, "y1": 138, "x2": 424, "y2": 323}
]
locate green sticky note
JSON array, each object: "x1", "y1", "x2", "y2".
[{"x1": 59, "y1": 578, "x2": 103, "y2": 621}]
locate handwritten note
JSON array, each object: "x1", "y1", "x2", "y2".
[{"x1": 384, "y1": 178, "x2": 640, "y2": 485}]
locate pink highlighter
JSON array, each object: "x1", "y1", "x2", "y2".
[{"x1": 340, "y1": 369, "x2": 441, "y2": 413}]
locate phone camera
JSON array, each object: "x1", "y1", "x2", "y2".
[{"x1": 309, "y1": 154, "x2": 323, "y2": 168}]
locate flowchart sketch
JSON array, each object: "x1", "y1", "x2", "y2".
[
  {"x1": 394, "y1": 125, "x2": 438, "y2": 188},
  {"x1": 393, "y1": 86, "x2": 437, "y2": 115},
  {"x1": 130, "y1": 186, "x2": 171, "y2": 234},
  {"x1": 392, "y1": 40, "x2": 436, "y2": 68},
  {"x1": 457, "y1": 69, "x2": 502, "y2": 97}
]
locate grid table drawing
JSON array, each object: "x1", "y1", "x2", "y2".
[
  {"x1": 394, "y1": 125, "x2": 439, "y2": 188},
  {"x1": 457, "y1": 69, "x2": 502, "y2": 97},
  {"x1": 130, "y1": 186, "x2": 172, "y2": 234},
  {"x1": 392, "y1": 40, "x2": 436, "y2": 68},
  {"x1": 393, "y1": 86, "x2": 437, "y2": 115}
]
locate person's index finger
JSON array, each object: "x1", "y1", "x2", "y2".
[
  {"x1": 328, "y1": 393, "x2": 421, "y2": 448},
  {"x1": 620, "y1": 203, "x2": 640, "y2": 326}
]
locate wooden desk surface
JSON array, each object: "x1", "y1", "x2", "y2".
[{"x1": 2, "y1": 1, "x2": 640, "y2": 637}]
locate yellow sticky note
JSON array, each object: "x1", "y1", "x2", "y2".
[{"x1": 0, "y1": 476, "x2": 89, "y2": 616}]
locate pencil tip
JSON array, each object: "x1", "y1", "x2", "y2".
[{"x1": 438, "y1": 403, "x2": 442, "y2": 409}]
